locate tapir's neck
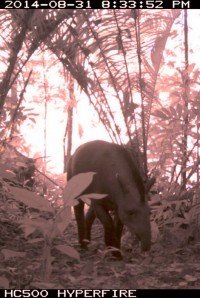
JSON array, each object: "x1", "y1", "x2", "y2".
[{"x1": 109, "y1": 148, "x2": 145, "y2": 201}]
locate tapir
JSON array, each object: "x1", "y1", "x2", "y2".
[{"x1": 67, "y1": 140, "x2": 151, "y2": 257}]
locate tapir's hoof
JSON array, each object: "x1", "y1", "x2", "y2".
[
  {"x1": 112, "y1": 251, "x2": 123, "y2": 260},
  {"x1": 103, "y1": 247, "x2": 123, "y2": 260},
  {"x1": 80, "y1": 239, "x2": 90, "y2": 249}
]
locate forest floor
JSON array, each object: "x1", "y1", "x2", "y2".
[{"x1": 1, "y1": 217, "x2": 200, "y2": 289}]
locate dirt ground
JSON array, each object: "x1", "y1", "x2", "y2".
[{"x1": 1, "y1": 218, "x2": 200, "y2": 289}]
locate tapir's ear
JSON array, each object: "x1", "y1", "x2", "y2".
[{"x1": 116, "y1": 173, "x2": 129, "y2": 194}]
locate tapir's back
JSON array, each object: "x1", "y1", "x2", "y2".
[
  {"x1": 67, "y1": 140, "x2": 144, "y2": 201},
  {"x1": 70, "y1": 141, "x2": 122, "y2": 173}
]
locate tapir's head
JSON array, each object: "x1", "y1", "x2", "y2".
[{"x1": 116, "y1": 162, "x2": 151, "y2": 252}]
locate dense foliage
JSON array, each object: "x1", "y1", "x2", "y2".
[{"x1": 0, "y1": 9, "x2": 200, "y2": 288}]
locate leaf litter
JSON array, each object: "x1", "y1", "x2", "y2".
[{"x1": 1, "y1": 217, "x2": 200, "y2": 289}]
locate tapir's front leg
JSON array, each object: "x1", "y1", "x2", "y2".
[
  {"x1": 92, "y1": 201, "x2": 122, "y2": 258},
  {"x1": 85, "y1": 205, "x2": 96, "y2": 241},
  {"x1": 74, "y1": 200, "x2": 87, "y2": 248},
  {"x1": 113, "y1": 212, "x2": 123, "y2": 249}
]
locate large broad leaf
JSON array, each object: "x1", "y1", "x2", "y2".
[
  {"x1": 1, "y1": 249, "x2": 26, "y2": 261},
  {"x1": 63, "y1": 172, "x2": 96, "y2": 206},
  {"x1": 9, "y1": 186, "x2": 54, "y2": 213},
  {"x1": 20, "y1": 218, "x2": 53, "y2": 237},
  {"x1": 78, "y1": 193, "x2": 107, "y2": 205},
  {"x1": 52, "y1": 207, "x2": 72, "y2": 237},
  {"x1": 55, "y1": 244, "x2": 80, "y2": 261}
]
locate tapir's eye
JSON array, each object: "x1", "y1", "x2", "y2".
[{"x1": 127, "y1": 209, "x2": 136, "y2": 216}]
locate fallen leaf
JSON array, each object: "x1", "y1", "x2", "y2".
[{"x1": 1, "y1": 249, "x2": 26, "y2": 261}]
